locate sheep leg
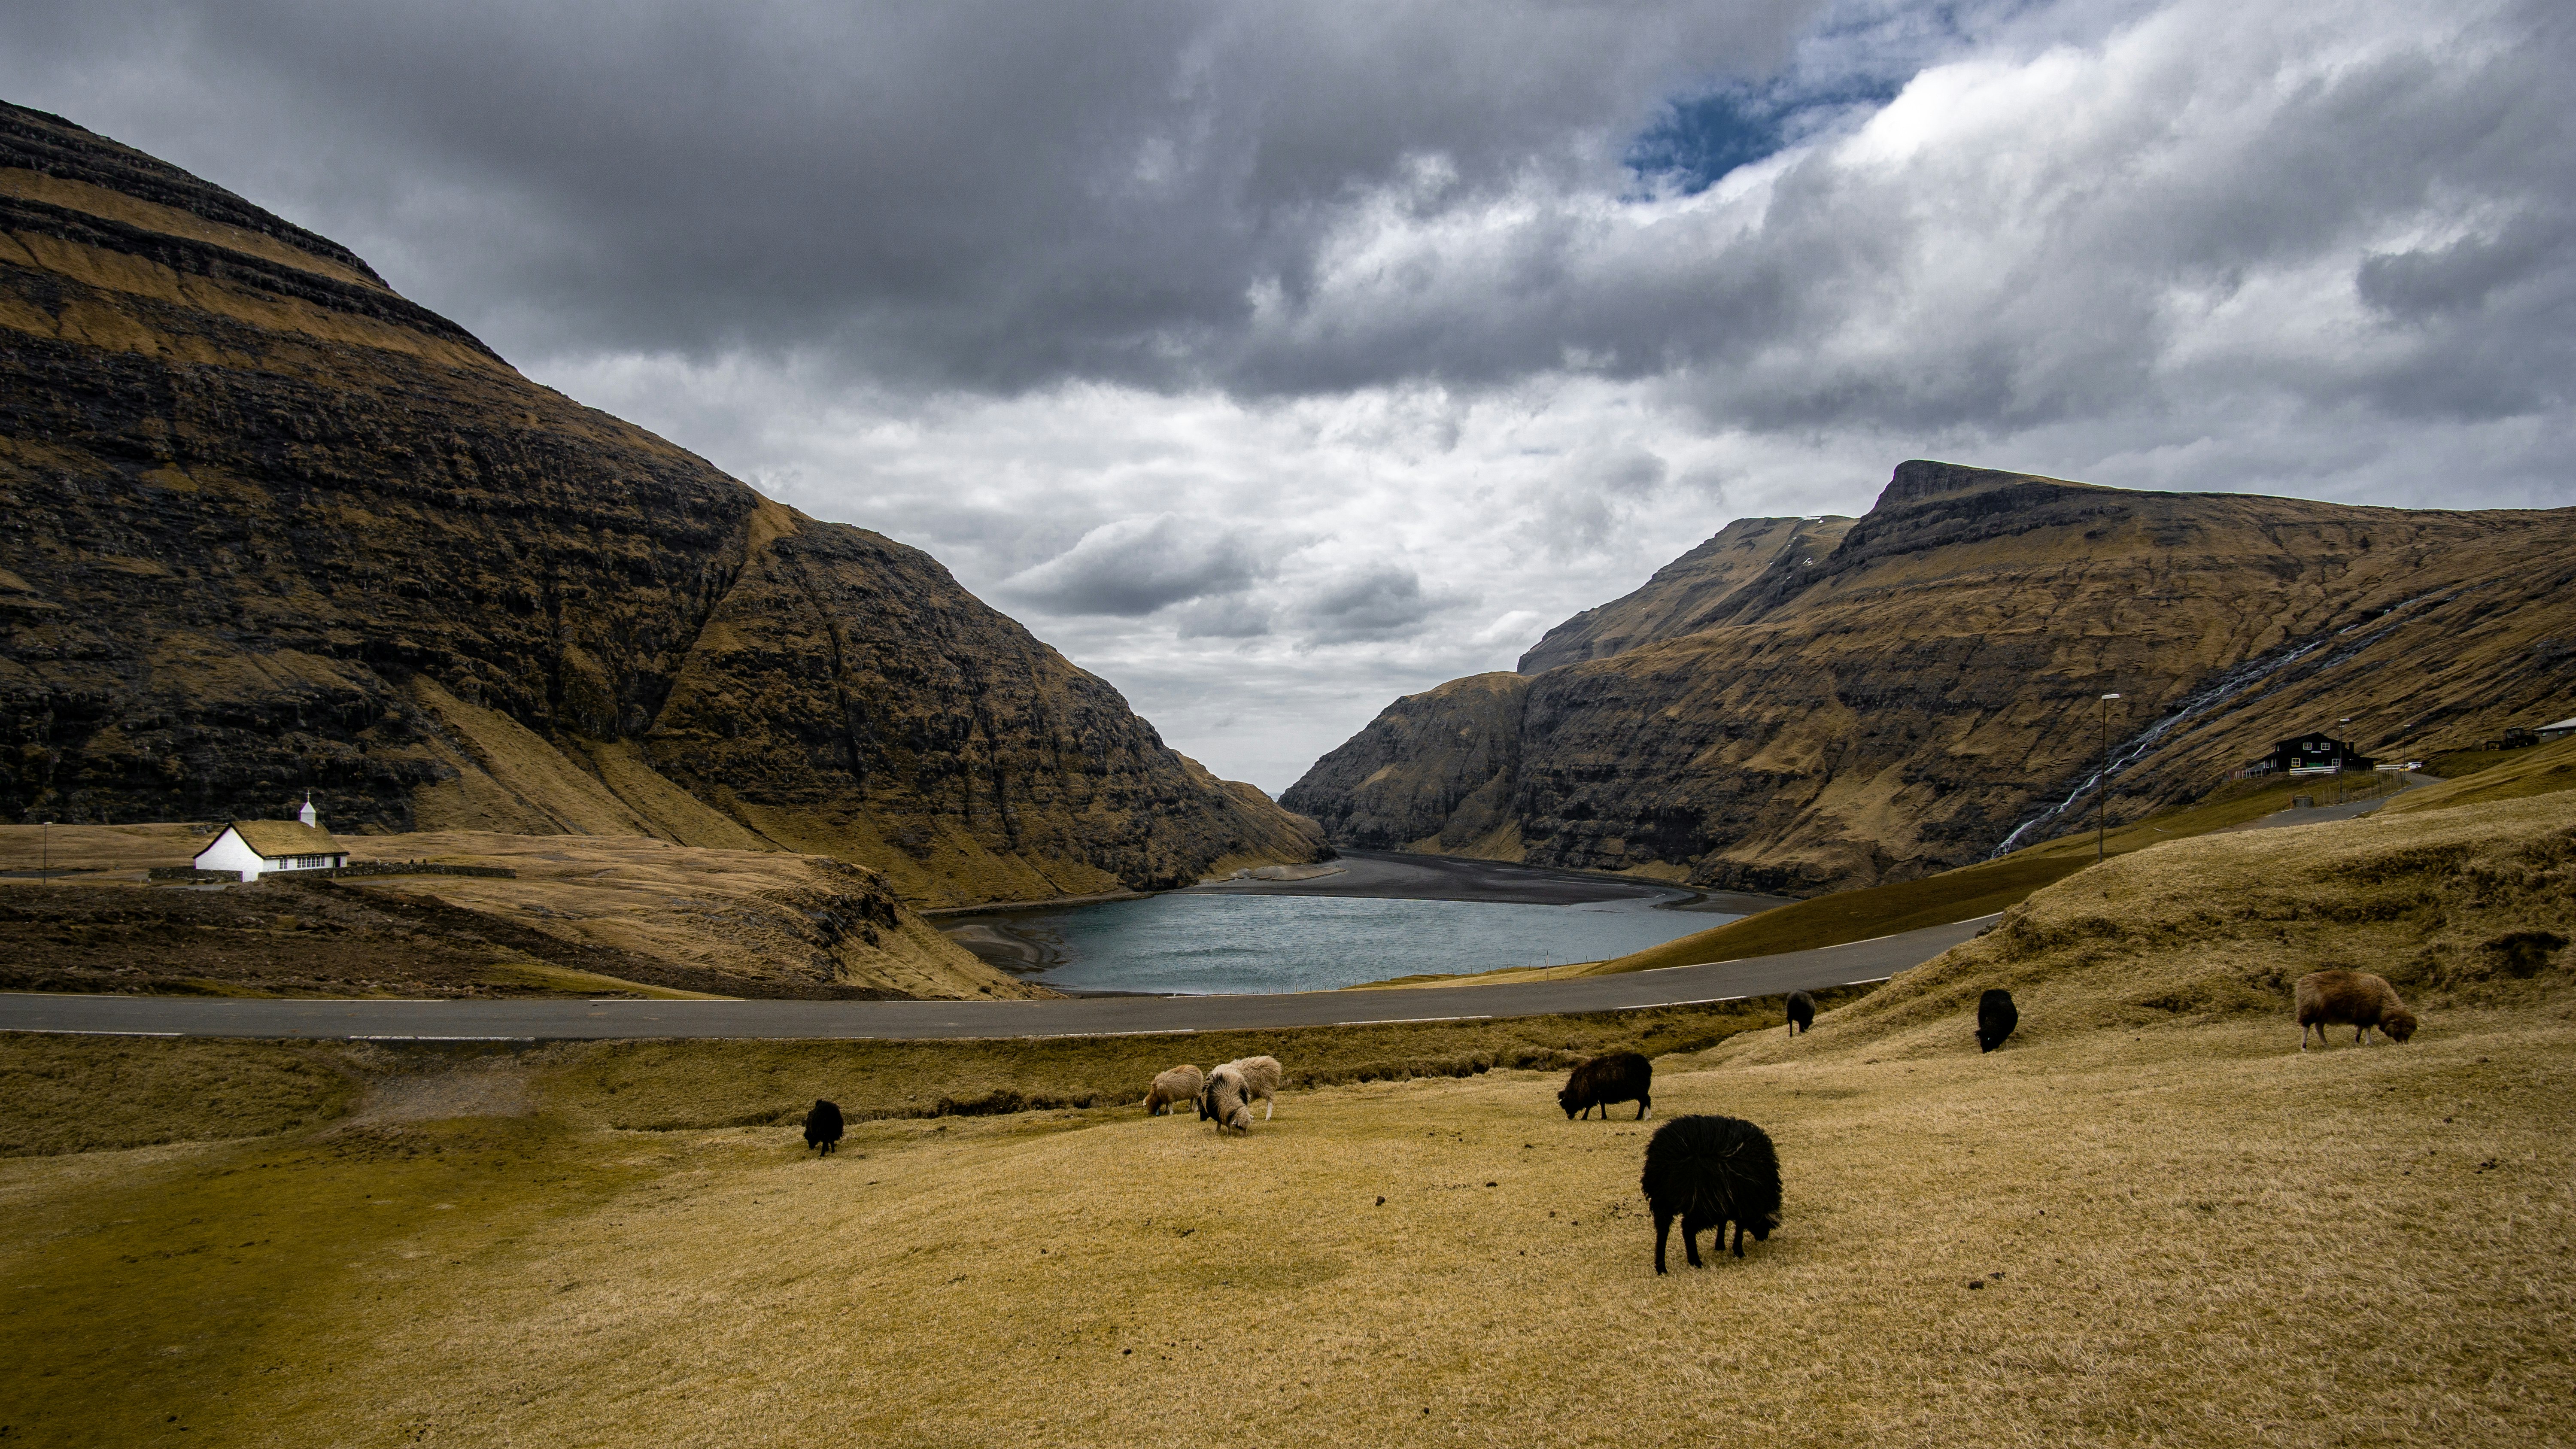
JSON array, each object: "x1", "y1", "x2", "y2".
[
  {"x1": 1264, "y1": 1095, "x2": 1274, "y2": 1121},
  {"x1": 1654, "y1": 1211, "x2": 1674, "y2": 1275},
  {"x1": 1683, "y1": 1223, "x2": 1704, "y2": 1268},
  {"x1": 1732, "y1": 1221, "x2": 1745, "y2": 1258},
  {"x1": 1634, "y1": 1096, "x2": 1649, "y2": 1121}
]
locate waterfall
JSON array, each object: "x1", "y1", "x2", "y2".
[{"x1": 1984, "y1": 591, "x2": 2448, "y2": 858}]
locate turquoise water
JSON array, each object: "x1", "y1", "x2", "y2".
[{"x1": 961, "y1": 893, "x2": 1735, "y2": 995}]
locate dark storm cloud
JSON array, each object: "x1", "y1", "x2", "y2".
[
  {"x1": 7, "y1": 0, "x2": 2563, "y2": 440},
  {"x1": 0, "y1": 0, "x2": 1818, "y2": 387}
]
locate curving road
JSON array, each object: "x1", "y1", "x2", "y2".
[{"x1": 0, "y1": 914, "x2": 1996, "y2": 1041}]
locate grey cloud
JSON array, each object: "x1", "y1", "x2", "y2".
[
  {"x1": 9, "y1": 0, "x2": 2561, "y2": 447},
  {"x1": 999, "y1": 515, "x2": 1271, "y2": 617},
  {"x1": 1173, "y1": 595, "x2": 1275, "y2": 640},
  {"x1": 1300, "y1": 563, "x2": 1439, "y2": 641},
  {"x1": 0, "y1": 0, "x2": 1817, "y2": 388},
  {"x1": 1215, "y1": 0, "x2": 2576, "y2": 437}
]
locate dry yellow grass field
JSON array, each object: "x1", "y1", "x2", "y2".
[{"x1": 2, "y1": 791, "x2": 2569, "y2": 1447}]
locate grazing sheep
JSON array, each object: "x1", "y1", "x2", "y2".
[
  {"x1": 803, "y1": 1099, "x2": 844, "y2": 1156},
  {"x1": 1559, "y1": 1051, "x2": 1653, "y2": 1121},
  {"x1": 1227, "y1": 1055, "x2": 1282, "y2": 1121},
  {"x1": 1195, "y1": 1062, "x2": 1247, "y2": 1129},
  {"x1": 1196, "y1": 1055, "x2": 1279, "y2": 1131},
  {"x1": 1198, "y1": 1063, "x2": 1254, "y2": 1133},
  {"x1": 1976, "y1": 989, "x2": 2018, "y2": 1053},
  {"x1": 1640, "y1": 1114, "x2": 1781, "y2": 1273},
  {"x1": 2297, "y1": 969, "x2": 2419, "y2": 1049},
  {"x1": 1142, "y1": 1065, "x2": 1204, "y2": 1116},
  {"x1": 1784, "y1": 990, "x2": 1816, "y2": 1036}
]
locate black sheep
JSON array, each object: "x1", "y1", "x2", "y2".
[
  {"x1": 1976, "y1": 989, "x2": 2018, "y2": 1053},
  {"x1": 1784, "y1": 990, "x2": 1816, "y2": 1036},
  {"x1": 1559, "y1": 1051, "x2": 1653, "y2": 1121},
  {"x1": 804, "y1": 1099, "x2": 845, "y2": 1156},
  {"x1": 1640, "y1": 1115, "x2": 1781, "y2": 1273}
]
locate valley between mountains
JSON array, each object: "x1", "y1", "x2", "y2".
[
  {"x1": 5, "y1": 95, "x2": 2573, "y2": 1006},
  {"x1": 0, "y1": 99, "x2": 1322, "y2": 1000}
]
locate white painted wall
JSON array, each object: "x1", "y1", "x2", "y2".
[
  {"x1": 193, "y1": 826, "x2": 265, "y2": 881},
  {"x1": 191, "y1": 827, "x2": 341, "y2": 881}
]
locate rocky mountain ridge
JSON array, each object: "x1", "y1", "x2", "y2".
[
  {"x1": 1285, "y1": 460, "x2": 2576, "y2": 893},
  {"x1": 0, "y1": 99, "x2": 1322, "y2": 917}
]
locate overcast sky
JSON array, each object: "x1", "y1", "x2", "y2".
[{"x1": 6, "y1": 0, "x2": 2571, "y2": 792}]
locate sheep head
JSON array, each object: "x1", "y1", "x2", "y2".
[{"x1": 2382, "y1": 1008, "x2": 2419, "y2": 1042}]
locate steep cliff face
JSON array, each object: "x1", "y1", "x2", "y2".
[
  {"x1": 1288, "y1": 460, "x2": 2576, "y2": 893},
  {"x1": 0, "y1": 100, "x2": 1321, "y2": 911}
]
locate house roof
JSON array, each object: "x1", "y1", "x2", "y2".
[
  {"x1": 2539, "y1": 716, "x2": 2576, "y2": 733},
  {"x1": 199, "y1": 819, "x2": 348, "y2": 862}
]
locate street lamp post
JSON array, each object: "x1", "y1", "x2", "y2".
[{"x1": 2098, "y1": 693, "x2": 2122, "y2": 863}]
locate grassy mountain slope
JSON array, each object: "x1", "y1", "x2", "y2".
[
  {"x1": 0, "y1": 100, "x2": 1320, "y2": 911},
  {"x1": 1287, "y1": 459, "x2": 2576, "y2": 893}
]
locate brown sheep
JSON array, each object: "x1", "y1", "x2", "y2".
[
  {"x1": 2296, "y1": 969, "x2": 2418, "y2": 1049},
  {"x1": 1142, "y1": 1065, "x2": 1204, "y2": 1116}
]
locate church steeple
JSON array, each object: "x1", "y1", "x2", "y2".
[{"x1": 299, "y1": 792, "x2": 319, "y2": 827}]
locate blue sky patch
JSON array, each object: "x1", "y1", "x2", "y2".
[{"x1": 1626, "y1": 75, "x2": 1906, "y2": 194}]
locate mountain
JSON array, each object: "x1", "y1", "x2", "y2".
[
  {"x1": 0, "y1": 100, "x2": 1323, "y2": 911},
  {"x1": 1283, "y1": 460, "x2": 2576, "y2": 894},
  {"x1": 1515, "y1": 513, "x2": 1854, "y2": 674}
]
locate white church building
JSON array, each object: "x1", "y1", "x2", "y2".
[{"x1": 194, "y1": 797, "x2": 350, "y2": 881}]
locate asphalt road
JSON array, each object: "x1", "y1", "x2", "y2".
[{"x1": 0, "y1": 914, "x2": 1995, "y2": 1041}]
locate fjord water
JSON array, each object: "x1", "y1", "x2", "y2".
[{"x1": 960, "y1": 893, "x2": 1735, "y2": 994}]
